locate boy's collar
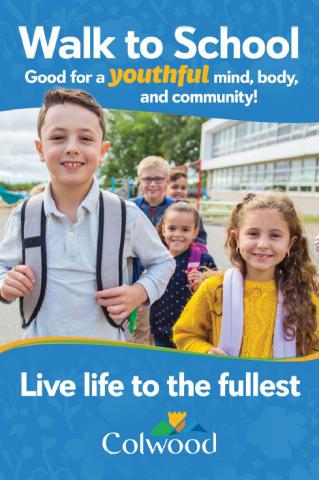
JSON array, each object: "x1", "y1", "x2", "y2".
[
  {"x1": 43, "y1": 177, "x2": 100, "y2": 217},
  {"x1": 142, "y1": 196, "x2": 168, "y2": 207}
]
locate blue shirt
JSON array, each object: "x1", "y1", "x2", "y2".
[{"x1": 132, "y1": 195, "x2": 174, "y2": 226}]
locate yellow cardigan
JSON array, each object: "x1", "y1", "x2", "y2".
[{"x1": 173, "y1": 274, "x2": 319, "y2": 358}]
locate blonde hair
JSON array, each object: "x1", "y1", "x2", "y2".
[
  {"x1": 137, "y1": 156, "x2": 169, "y2": 177},
  {"x1": 225, "y1": 192, "x2": 319, "y2": 356},
  {"x1": 169, "y1": 168, "x2": 187, "y2": 183}
]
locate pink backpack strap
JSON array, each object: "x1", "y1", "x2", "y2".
[{"x1": 186, "y1": 243, "x2": 202, "y2": 273}]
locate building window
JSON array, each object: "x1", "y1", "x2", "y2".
[
  {"x1": 302, "y1": 158, "x2": 316, "y2": 185},
  {"x1": 288, "y1": 159, "x2": 302, "y2": 191},
  {"x1": 264, "y1": 163, "x2": 274, "y2": 189},
  {"x1": 209, "y1": 122, "x2": 319, "y2": 159}
]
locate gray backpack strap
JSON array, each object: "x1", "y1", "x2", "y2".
[
  {"x1": 218, "y1": 268, "x2": 244, "y2": 357},
  {"x1": 97, "y1": 190, "x2": 132, "y2": 341},
  {"x1": 19, "y1": 194, "x2": 47, "y2": 328}
]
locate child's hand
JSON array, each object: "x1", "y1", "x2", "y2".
[
  {"x1": 96, "y1": 283, "x2": 148, "y2": 322},
  {"x1": 187, "y1": 269, "x2": 203, "y2": 291},
  {"x1": 315, "y1": 235, "x2": 319, "y2": 252},
  {"x1": 208, "y1": 347, "x2": 227, "y2": 356},
  {"x1": 0, "y1": 265, "x2": 35, "y2": 302}
]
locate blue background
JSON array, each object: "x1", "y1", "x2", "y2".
[
  {"x1": 0, "y1": 343, "x2": 318, "y2": 480},
  {"x1": 0, "y1": 0, "x2": 318, "y2": 120},
  {"x1": 0, "y1": 0, "x2": 319, "y2": 478}
]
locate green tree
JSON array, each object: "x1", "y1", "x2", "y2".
[{"x1": 99, "y1": 110, "x2": 206, "y2": 187}]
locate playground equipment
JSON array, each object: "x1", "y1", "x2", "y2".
[
  {"x1": 110, "y1": 177, "x2": 135, "y2": 199},
  {"x1": 0, "y1": 185, "x2": 28, "y2": 205},
  {"x1": 183, "y1": 159, "x2": 203, "y2": 209},
  {"x1": 183, "y1": 161, "x2": 234, "y2": 223},
  {"x1": 199, "y1": 199, "x2": 234, "y2": 223}
]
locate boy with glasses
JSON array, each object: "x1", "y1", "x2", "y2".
[
  {"x1": 133, "y1": 156, "x2": 175, "y2": 344},
  {"x1": 134, "y1": 156, "x2": 174, "y2": 226}
]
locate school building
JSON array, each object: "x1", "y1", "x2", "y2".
[{"x1": 200, "y1": 119, "x2": 319, "y2": 213}]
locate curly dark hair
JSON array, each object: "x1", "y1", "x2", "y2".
[{"x1": 225, "y1": 192, "x2": 319, "y2": 356}]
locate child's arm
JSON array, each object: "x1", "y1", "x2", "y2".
[
  {"x1": 0, "y1": 265, "x2": 35, "y2": 302},
  {"x1": 0, "y1": 205, "x2": 25, "y2": 302},
  {"x1": 208, "y1": 347, "x2": 227, "y2": 355},
  {"x1": 95, "y1": 204, "x2": 175, "y2": 322},
  {"x1": 96, "y1": 283, "x2": 147, "y2": 322},
  {"x1": 128, "y1": 205, "x2": 176, "y2": 306},
  {"x1": 187, "y1": 252, "x2": 217, "y2": 292},
  {"x1": 187, "y1": 269, "x2": 204, "y2": 291},
  {"x1": 173, "y1": 277, "x2": 221, "y2": 353}
]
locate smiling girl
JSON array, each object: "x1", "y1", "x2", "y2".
[
  {"x1": 150, "y1": 202, "x2": 217, "y2": 348},
  {"x1": 173, "y1": 193, "x2": 319, "y2": 358}
]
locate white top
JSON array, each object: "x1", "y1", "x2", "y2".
[{"x1": 0, "y1": 178, "x2": 175, "y2": 340}]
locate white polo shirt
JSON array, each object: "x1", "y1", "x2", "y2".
[{"x1": 0, "y1": 178, "x2": 175, "y2": 340}]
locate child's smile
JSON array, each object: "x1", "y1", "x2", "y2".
[
  {"x1": 236, "y1": 209, "x2": 294, "y2": 281},
  {"x1": 61, "y1": 161, "x2": 85, "y2": 169},
  {"x1": 167, "y1": 177, "x2": 188, "y2": 201},
  {"x1": 35, "y1": 103, "x2": 109, "y2": 193},
  {"x1": 252, "y1": 253, "x2": 274, "y2": 260},
  {"x1": 162, "y1": 211, "x2": 198, "y2": 256},
  {"x1": 139, "y1": 166, "x2": 168, "y2": 206}
]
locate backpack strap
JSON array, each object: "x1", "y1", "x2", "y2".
[
  {"x1": 19, "y1": 189, "x2": 132, "y2": 340},
  {"x1": 186, "y1": 243, "x2": 202, "y2": 273},
  {"x1": 218, "y1": 268, "x2": 244, "y2": 357},
  {"x1": 19, "y1": 194, "x2": 47, "y2": 328},
  {"x1": 218, "y1": 268, "x2": 296, "y2": 358},
  {"x1": 97, "y1": 190, "x2": 132, "y2": 341}
]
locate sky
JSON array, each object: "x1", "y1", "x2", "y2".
[{"x1": 0, "y1": 108, "x2": 49, "y2": 184}]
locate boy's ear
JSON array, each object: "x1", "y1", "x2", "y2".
[{"x1": 34, "y1": 139, "x2": 44, "y2": 162}]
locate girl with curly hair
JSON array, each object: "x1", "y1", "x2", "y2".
[{"x1": 173, "y1": 192, "x2": 319, "y2": 358}]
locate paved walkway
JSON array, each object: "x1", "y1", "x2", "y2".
[{"x1": 0, "y1": 206, "x2": 318, "y2": 346}]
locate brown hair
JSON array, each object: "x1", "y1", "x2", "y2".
[
  {"x1": 169, "y1": 171, "x2": 187, "y2": 183},
  {"x1": 225, "y1": 192, "x2": 319, "y2": 356},
  {"x1": 37, "y1": 89, "x2": 106, "y2": 139},
  {"x1": 157, "y1": 202, "x2": 200, "y2": 244}
]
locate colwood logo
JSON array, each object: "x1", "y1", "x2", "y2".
[{"x1": 102, "y1": 411, "x2": 217, "y2": 455}]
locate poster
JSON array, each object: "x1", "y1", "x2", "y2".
[{"x1": 0, "y1": 1, "x2": 319, "y2": 478}]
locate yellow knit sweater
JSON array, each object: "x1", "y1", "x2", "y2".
[{"x1": 173, "y1": 274, "x2": 319, "y2": 358}]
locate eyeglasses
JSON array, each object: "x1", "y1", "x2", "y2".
[{"x1": 140, "y1": 176, "x2": 167, "y2": 184}]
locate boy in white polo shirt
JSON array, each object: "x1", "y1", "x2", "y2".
[{"x1": 0, "y1": 89, "x2": 175, "y2": 340}]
